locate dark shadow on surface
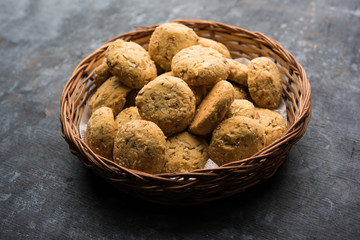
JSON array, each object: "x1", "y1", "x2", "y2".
[{"x1": 81, "y1": 156, "x2": 290, "y2": 237}]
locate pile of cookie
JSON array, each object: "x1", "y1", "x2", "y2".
[{"x1": 85, "y1": 22, "x2": 287, "y2": 174}]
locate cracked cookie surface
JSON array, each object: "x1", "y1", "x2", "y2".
[
  {"x1": 232, "y1": 83, "x2": 248, "y2": 100},
  {"x1": 172, "y1": 45, "x2": 230, "y2": 86},
  {"x1": 248, "y1": 57, "x2": 283, "y2": 109},
  {"x1": 89, "y1": 76, "x2": 131, "y2": 116},
  {"x1": 85, "y1": 107, "x2": 115, "y2": 159},
  {"x1": 149, "y1": 23, "x2": 199, "y2": 71},
  {"x1": 113, "y1": 120, "x2": 166, "y2": 174},
  {"x1": 254, "y1": 108, "x2": 287, "y2": 146},
  {"x1": 93, "y1": 58, "x2": 112, "y2": 87},
  {"x1": 106, "y1": 39, "x2": 157, "y2": 89},
  {"x1": 227, "y1": 59, "x2": 248, "y2": 86},
  {"x1": 225, "y1": 99, "x2": 255, "y2": 119},
  {"x1": 189, "y1": 80, "x2": 234, "y2": 135},
  {"x1": 114, "y1": 107, "x2": 142, "y2": 132},
  {"x1": 136, "y1": 76, "x2": 196, "y2": 135},
  {"x1": 199, "y1": 37, "x2": 231, "y2": 58},
  {"x1": 163, "y1": 131, "x2": 208, "y2": 173},
  {"x1": 209, "y1": 116, "x2": 265, "y2": 166}
]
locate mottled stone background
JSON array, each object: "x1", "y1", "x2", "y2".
[{"x1": 0, "y1": 0, "x2": 359, "y2": 239}]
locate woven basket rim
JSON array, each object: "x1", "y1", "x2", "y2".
[{"x1": 60, "y1": 19, "x2": 312, "y2": 205}]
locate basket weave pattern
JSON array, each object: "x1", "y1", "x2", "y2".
[{"x1": 60, "y1": 19, "x2": 312, "y2": 205}]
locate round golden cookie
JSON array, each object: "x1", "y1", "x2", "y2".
[
  {"x1": 163, "y1": 131, "x2": 208, "y2": 173},
  {"x1": 198, "y1": 37, "x2": 231, "y2": 58},
  {"x1": 225, "y1": 99, "x2": 255, "y2": 119},
  {"x1": 209, "y1": 116, "x2": 265, "y2": 166},
  {"x1": 135, "y1": 76, "x2": 196, "y2": 136},
  {"x1": 254, "y1": 108, "x2": 287, "y2": 146},
  {"x1": 105, "y1": 39, "x2": 157, "y2": 89},
  {"x1": 89, "y1": 76, "x2": 131, "y2": 116},
  {"x1": 248, "y1": 57, "x2": 283, "y2": 109},
  {"x1": 232, "y1": 83, "x2": 248, "y2": 100},
  {"x1": 227, "y1": 59, "x2": 248, "y2": 86},
  {"x1": 149, "y1": 23, "x2": 199, "y2": 71},
  {"x1": 85, "y1": 107, "x2": 115, "y2": 159},
  {"x1": 172, "y1": 45, "x2": 230, "y2": 86},
  {"x1": 114, "y1": 107, "x2": 142, "y2": 132},
  {"x1": 93, "y1": 58, "x2": 112, "y2": 87},
  {"x1": 189, "y1": 80, "x2": 234, "y2": 135},
  {"x1": 113, "y1": 120, "x2": 166, "y2": 174}
]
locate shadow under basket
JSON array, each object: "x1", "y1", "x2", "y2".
[{"x1": 60, "y1": 19, "x2": 312, "y2": 206}]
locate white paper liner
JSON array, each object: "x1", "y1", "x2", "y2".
[
  {"x1": 204, "y1": 159, "x2": 219, "y2": 169},
  {"x1": 234, "y1": 57, "x2": 250, "y2": 65},
  {"x1": 79, "y1": 103, "x2": 91, "y2": 141}
]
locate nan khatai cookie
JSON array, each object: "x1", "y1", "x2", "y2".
[
  {"x1": 89, "y1": 76, "x2": 131, "y2": 115},
  {"x1": 232, "y1": 83, "x2": 248, "y2": 100},
  {"x1": 105, "y1": 39, "x2": 157, "y2": 89},
  {"x1": 248, "y1": 57, "x2": 283, "y2": 109},
  {"x1": 189, "y1": 80, "x2": 234, "y2": 135},
  {"x1": 254, "y1": 108, "x2": 287, "y2": 146},
  {"x1": 85, "y1": 107, "x2": 115, "y2": 159},
  {"x1": 113, "y1": 120, "x2": 166, "y2": 174},
  {"x1": 136, "y1": 76, "x2": 196, "y2": 135},
  {"x1": 114, "y1": 107, "x2": 142, "y2": 132},
  {"x1": 163, "y1": 131, "x2": 208, "y2": 173},
  {"x1": 149, "y1": 23, "x2": 199, "y2": 71},
  {"x1": 227, "y1": 59, "x2": 248, "y2": 86},
  {"x1": 225, "y1": 99, "x2": 255, "y2": 119},
  {"x1": 93, "y1": 58, "x2": 111, "y2": 87},
  {"x1": 199, "y1": 37, "x2": 231, "y2": 58},
  {"x1": 172, "y1": 45, "x2": 230, "y2": 86},
  {"x1": 209, "y1": 116, "x2": 265, "y2": 166}
]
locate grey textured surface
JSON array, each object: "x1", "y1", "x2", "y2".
[{"x1": 0, "y1": 0, "x2": 359, "y2": 239}]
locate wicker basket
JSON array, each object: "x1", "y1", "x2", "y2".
[{"x1": 60, "y1": 19, "x2": 311, "y2": 205}]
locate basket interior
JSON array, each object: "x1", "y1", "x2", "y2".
[{"x1": 60, "y1": 20, "x2": 311, "y2": 205}]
